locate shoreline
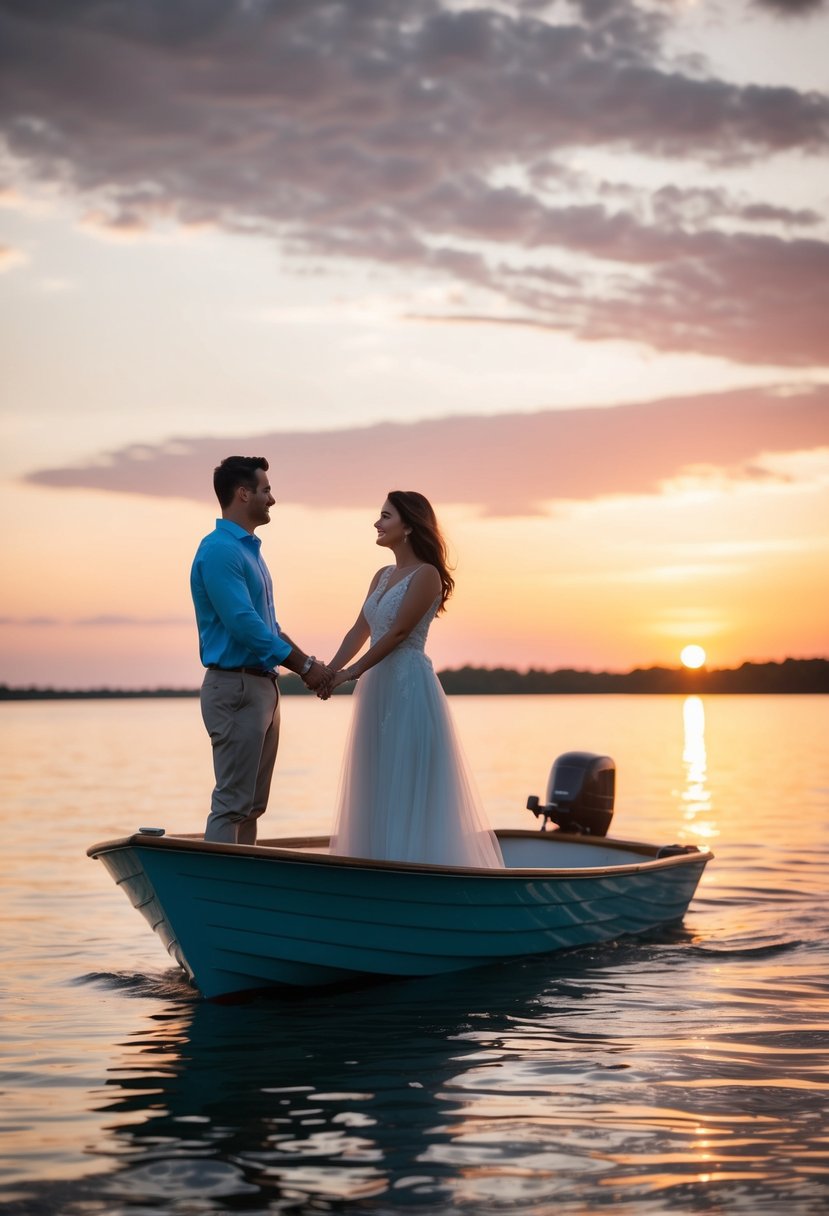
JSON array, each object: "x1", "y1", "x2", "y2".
[{"x1": 2, "y1": 658, "x2": 827, "y2": 699}]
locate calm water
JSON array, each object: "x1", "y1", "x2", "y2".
[{"x1": 1, "y1": 694, "x2": 828, "y2": 1215}]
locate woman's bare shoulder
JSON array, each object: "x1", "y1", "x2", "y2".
[
  {"x1": 413, "y1": 563, "x2": 441, "y2": 590},
  {"x1": 368, "y1": 566, "x2": 392, "y2": 591}
]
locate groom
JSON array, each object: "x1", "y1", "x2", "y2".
[{"x1": 191, "y1": 455, "x2": 330, "y2": 845}]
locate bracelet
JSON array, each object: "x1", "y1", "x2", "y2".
[
  {"x1": 348, "y1": 667, "x2": 360, "y2": 681},
  {"x1": 300, "y1": 655, "x2": 315, "y2": 676}
]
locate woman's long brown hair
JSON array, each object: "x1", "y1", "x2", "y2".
[{"x1": 387, "y1": 490, "x2": 455, "y2": 613}]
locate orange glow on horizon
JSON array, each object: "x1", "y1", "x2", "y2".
[{"x1": 1, "y1": 473, "x2": 827, "y2": 687}]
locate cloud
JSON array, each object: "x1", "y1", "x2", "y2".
[
  {"x1": 0, "y1": 614, "x2": 192, "y2": 627},
  {"x1": 649, "y1": 185, "x2": 822, "y2": 230},
  {"x1": 24, "y1": 384, "x2": 829, "y2": 516},
  {"x1": 0, "y1": 615, "x2": 59, "y2": 626},
  {"x1": 0, "y1": 241, "x2": 26, "y2": 271},
  {"x1": 1, "y1": 0, "x2": 828, "y2": 366},
  {"x1": 753, "y1": 0, "x2": 827, "y2": 16},
  {"x1": 411, "y1": 217, "x2": 829, "y2": 366}
]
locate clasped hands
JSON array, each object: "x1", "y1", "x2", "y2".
[
  {"x1": 300, "y1": 659, "x2": 332, "y2": 693},
  {"x1": 300, "y1": 659, "x2": 352, "y2": 700},
  {"x1": 300, "y1": 660, "x2": 350, "y2": 700},
  {"x1": 315, "y1": 666, "x2": 352, "y2": 701}
]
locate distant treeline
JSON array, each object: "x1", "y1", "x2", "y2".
[
  {"x1": 1, "y1": 657, "x2": 827, "y2": 700},
  {"x1": 437, "y1": 658, "x2": 829, "y2": 695}
]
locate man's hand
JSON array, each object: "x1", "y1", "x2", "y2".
[
  {"x1": 303, "y1": 660, "x2": 332, "y2": 692},
  {"x1": 317, "y1": 669, "x2": 352, "y2": 700}
]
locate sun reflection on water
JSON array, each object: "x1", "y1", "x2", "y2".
[{"x1": 681, "y1": 696, "x2": 717, "y2": 843}]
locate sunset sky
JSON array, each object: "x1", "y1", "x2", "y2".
[{"x1": 2, "y1": 0, "x2": 828, "y2": 688}]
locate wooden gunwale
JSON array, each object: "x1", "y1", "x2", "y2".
[{"x1": 88, "y1": 829, "x2": 713, "y2": 880}]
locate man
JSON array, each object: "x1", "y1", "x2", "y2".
[{"x1": 190, "y1": 455, "x2": 330, "y2": 845}]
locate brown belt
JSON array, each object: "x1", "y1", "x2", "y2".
[{"x1": 207, "y1": 665, "x2": 277, "y2": 681}]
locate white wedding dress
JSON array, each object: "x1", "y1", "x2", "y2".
[{"x1": 330, "y1": 566, "x2": 504, "y2": 868}]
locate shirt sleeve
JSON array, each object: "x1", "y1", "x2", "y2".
[{"x1": 197, "y1": 543, "x2": 293, "y2": 667}]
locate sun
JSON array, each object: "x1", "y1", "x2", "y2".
[{"x1": 680, "y1": 644, "x2": 707, "y2": 669}]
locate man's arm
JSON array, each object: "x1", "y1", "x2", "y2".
[{"x1": 279, "y1": 633, "x2": 332, "y2": 690}]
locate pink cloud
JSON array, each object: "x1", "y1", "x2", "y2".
[{"x1": 25, "y1": 384, "x2": 829, "y2": 516}]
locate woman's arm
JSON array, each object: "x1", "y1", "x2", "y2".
[
  {"x1": 325, "y1": 568, "x2": 384, "y2": 671},
  {"x1": 327, "y1": 614, "x2": 370, "y2": 672}
]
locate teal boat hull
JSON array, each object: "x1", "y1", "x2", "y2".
[{"x1": 88, "y1": 831, "x2": 711, "y2": 1000}]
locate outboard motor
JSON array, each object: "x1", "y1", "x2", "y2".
[{"x1": 527, "y1": 751, "x2": 615, "y2": 836}]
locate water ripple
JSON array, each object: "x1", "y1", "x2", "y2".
[
  {"x1": 686, "y1": 940, "x2": 804, "y2": 958},
  {"x1": 72, "y1": 969, "x2": 197, "y2": 1002},
  {"x1": 4, "y1": 696, "x2": 829, "y2": 1214}
]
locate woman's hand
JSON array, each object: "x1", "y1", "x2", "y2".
[
  {"x1": 315, "y1": 664, "x2": 335, "y2": 700},
  {"x1": 317, "y1": 668, "x2": 354, "y2": 700}
]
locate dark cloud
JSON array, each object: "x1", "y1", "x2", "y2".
[
  {"x1": 650, "y1": 185, "x2": 822, "y2": 229},
  {"x1": 410, "y1": 212, "x2": 829, "y2": 365},
  {"x1": 1, "y1": 0, "x2": 828, "y2": 365},
  {"x1": 24, "y1": 385, "x2": 829, "y2": 516},
  {"x1": 478, "y1": 226, "x2": 829, "y2": 366},
  {"x1": 753, "y1": 0, "x2": 827, "y2": 16}
]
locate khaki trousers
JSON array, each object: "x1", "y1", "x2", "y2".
[{"x1": 200, "y1": 669, "x2": 281, "y2": 845}]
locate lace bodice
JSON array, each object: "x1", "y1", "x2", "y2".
[{"x1": 363, "y1": 566, "x2": 439, "y2": 653}]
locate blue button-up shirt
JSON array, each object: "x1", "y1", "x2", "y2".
[{"x1": 190, "y1": 519, "x2": 292, "y2": 670}]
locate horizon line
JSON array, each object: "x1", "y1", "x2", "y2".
[{"x1": 1, "y1": 656, "x2": 826, "y2": 696}]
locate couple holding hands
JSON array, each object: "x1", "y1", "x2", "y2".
[{"x1": 191, "y1": 456, "x2": 503, "y2": 869}]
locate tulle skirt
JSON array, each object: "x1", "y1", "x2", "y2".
[{"x1": 330, "y1": 648, "x2": 503, "y2": 868}]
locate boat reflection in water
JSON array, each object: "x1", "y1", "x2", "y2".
[{"x1": 91, "y1": 945, "x2": 721, "y2": 1212}]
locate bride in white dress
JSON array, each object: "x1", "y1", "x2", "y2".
[{"x1": 322, "y1": 491, "x2": 503, "y2": 869}]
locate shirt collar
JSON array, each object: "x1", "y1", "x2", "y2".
[{"x1": 216, "y1": 518, "x2": 260, "y2": 546}]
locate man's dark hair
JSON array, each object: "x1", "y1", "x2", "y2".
[{"x1": 213, "y1": 456, "x2": 269, "y2": 508}]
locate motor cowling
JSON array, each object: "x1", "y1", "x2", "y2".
[{"x1": 526, "y1": 751, "x2": 615, "y2": 835}]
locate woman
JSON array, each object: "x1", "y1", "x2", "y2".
[{"x1": 323, "y1": 491, "x2": 504, "y2": 868}]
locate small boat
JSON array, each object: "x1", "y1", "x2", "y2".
[{"x1": 88, "y1": 752, "x2": 712, "y2": 1000}]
